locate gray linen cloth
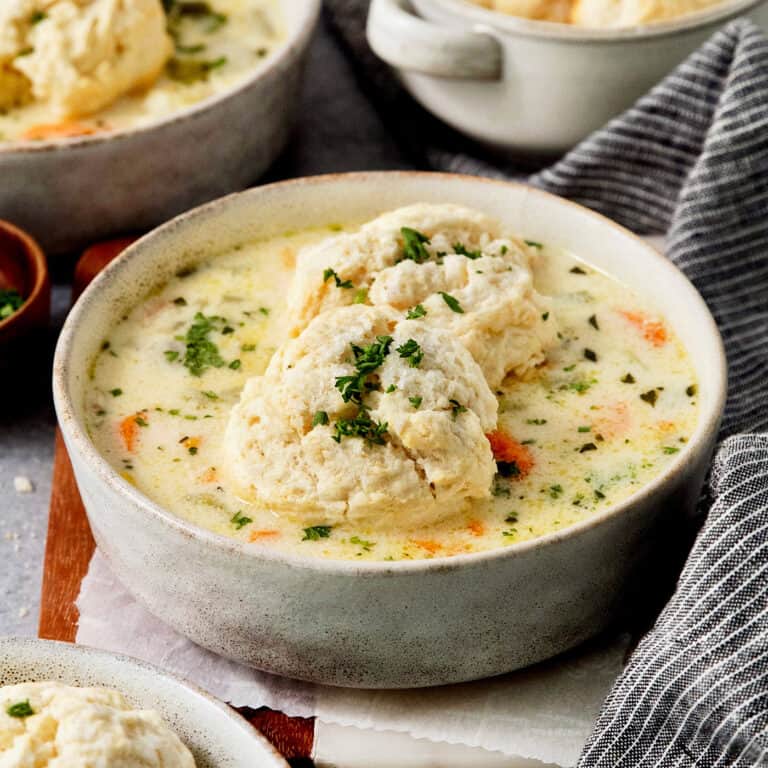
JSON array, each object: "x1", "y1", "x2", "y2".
[{"x1": 323, "y1": 6, "x2": 768, "y2": 765}]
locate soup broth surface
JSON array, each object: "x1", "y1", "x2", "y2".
[{"x1": 87, "y1": 225, "x2": 698, "y2": 561}]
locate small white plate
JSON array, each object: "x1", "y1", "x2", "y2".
[{"x1": 0, "y1": 637, "x2": 288, "y2": 768}]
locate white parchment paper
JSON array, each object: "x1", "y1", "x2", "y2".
[{"x1": 76, "y1": 551, "x2": 628, "y2": 767}]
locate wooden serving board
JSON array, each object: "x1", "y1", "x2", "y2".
[{"x1": 39, "y1": 240, "x2": 315, "y2": 766}]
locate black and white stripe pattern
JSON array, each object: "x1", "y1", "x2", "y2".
[{"x1": 325, "y1": 6, "x2": 768, "y2": 764}]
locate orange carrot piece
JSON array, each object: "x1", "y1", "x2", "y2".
[
  {"x1": 619, "y1": 310, "x2": 668, "y2": 347},
  {"x1": 21, "y1": 121, "x2": 101, "y2": 140},
  {"x1": 199, "y1": 467, "x2": 218, "y2": 484},
  {"x1": 467, "y1": 520, "x2": 485, "y2": 537},
  {"x1": 593, "y1": 402, "x2": 630, "y2": 439},
  {"x1": 485, "y1": 430, "x2": 535, "y2": 477},
  {"x1": 411, "y1": 539, "x2": 442, "y2": 554},
  {"x1": 249, "y1": 529, "x2": 280, "y2": 542},
  {"x1": 119, "y1": 411, "x2": 147, "y2": 454}
]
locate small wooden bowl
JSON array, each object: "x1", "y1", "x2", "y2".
[{"x1": 0, "y1": 219, "x2": 50, "y2": 348}]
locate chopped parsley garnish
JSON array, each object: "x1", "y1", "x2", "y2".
[
  {"x1": 188, "y1": 446, "x2": 198, "y2": 455},
  {"x1": 333, "y1": 412, "x2": 389, "y2": 445},
  {"x1": 312, "y1": 410, "x2": 329, "y2": 427},
  {"x1": 621, "y1": 373, "x2": 636, "y2": 384},
  {"x1": 453, "y1": 242, "x2": 482, "y2": 259},
  {"x1": 580, "y1": 442, "x2": 597, "y2": 453},
  {"x1": 165, "y1": 350, "x2": 180, "y2": 362},
  {"x1": 439, "y1": 292, "x2": 464, "y2": 313},
  {"x1": 406, "y1": 304, "x2": 427, "y2": 319},
  {"x1": 241, "y1": 343, "x2": 256, "y2": 352},
  {"x1": 386, "y1": 384, "x2": 397, "y2": 393},
  {"x1": 564, "y1": 379, "x2": 597, "y2": 394},
  {"x1": 173, "y1": 297, "x2": 187, "y2": 306},
  {"x1": 640, "y1": 389, "x2": 659, "y2": 406},
  {"x1": 663, "y1": 446, "x2": 680, "y2": 454},
  {"x1": 549, "y1": 484, "x2": 564, "y2": 499},
  {"x1": 570, "y1": 266, "x2": 587, "y2": 275},
  {"x1": 396, "y1": 338, "x2": 424, "y2": 368},
  {"x1": 584, "y1": 348, "x2": 598, "y2": 362},
  {"x1": 354, "y1": 288, "x2": 368, "y2": 304},
  {"x1": 0, "y1": 289, "x2": 23, "y2": 320},
  {"x1": 176, "y1": 42, "x2": 206, "y2": 54},
  {"x1": 231, "y1": 511, "x2": 252, "y2": 530},
  {"x1": 500, "y1": 245, "x2": 509, "y2": 255},
  {"x1": 167, "y1": 55, "x2": 228, "y2": 83},
  {"x1": 350, "y1": 535, "x2": 374, "y2": 551},
  {"x1": 202, "y1": 390, "x2": 218, "y2": 400},
  {"x1": 6, "y1": 700, "x2": 34, "y2": 718},
  {"x1": 578, "y1": 425, "x2": 592, "y2": 433},
  {"x1": 335, "y1": 335, "x2": 393, "y2": 404},
  {"x1": 110, "y1": 388, "x2": 123, "y2": 397},
  {"x1": 30, "y1": 11, "x2": 47, "y2": 24},
  {"x1": 449, "y1": 399, "x2": 467, "y2": 419},
  {"x1": 323, "y1": 268, "x2": 353, "y2": 289},
  {"x1": 526, "y1": 418, "x2": 547, "y2": 425},
  {"x1": 400, "y1": 227, "x2": 431, "y2": 263},
  {"x1": 686, "y1": 384, "x2": 697, "y2": 397},
  {"x1": 505, "y1": 512, "x2": 519, "y2": 523},
  {"x1": 259, "y1": 307, "x2": 270, "y2": 316},
  {"x1": 134, "y1": 416, "x2": 148, "y2": 427},
  {"x1": 409, "y1": 396, "x2": 423, "y2": 409},
  {"x1": 542, "y1": 311, "x2": 550, "y2": 321},
  {"x1": 302, "y1": 525, "x2": 332, "y2": 541},
  {"x1": 221, "y1": 325, "x2": 234, "y2": 335},
  {"x1": 525, "y1": 240, "x2": 543, "y2": 249},
  {"x1": 182, "y1": 312, "x2": 226, "y2": 376},
  {"x1": 492, "y1": 482, "x2": 511, "y2": 498},
  {"x1": 588, "y1": 314, "x2": 599, "y2": 330},
  {"x1": 229, "y1": 359, "x2": 241, "y2": 370},
  {"x1": 497, "y1": 461, "x2": 520, "y2": 478}
]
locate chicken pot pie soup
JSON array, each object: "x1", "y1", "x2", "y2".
[
  {"x1": 86, "y1": 204, "x2": 698, "y2": 562},
  {"x1": 0, "y1": 681, "x2": 195, "y2": 767},
  {"x1": 0, "y1": 0, "x2": 282, "y2": 142}
]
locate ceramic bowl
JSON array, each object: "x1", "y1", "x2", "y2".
[
  {"x1": 0, "y1": 0, "x2": 320, "y2": 255},
  {"x1": 367, "y1": 0, "x2": 768, "y2": 155},
  {"x1": 0, "y1": 637, "x2": 288, "y2": 767},
  {"x1": 53, "y1": 172, "x2": 727, "y2": 688},
  {"x1": 0, "y1": 220, "x2": 50, "y2": 351}
]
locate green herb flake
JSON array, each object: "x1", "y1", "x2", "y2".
[
  {"x1": 542, "y1": 311, "x2": 550, "y2": 321},
  {"x1": 350, "y1": 535, "x2": 375, "y2": 551},
  {"x1": 188, "y1": 445, "x2": 198, "y2": 455},
  {"x1": 570, "y1": 266, "x2": 587, "y2": 275},
  {"x1": 302, "y1": 525, "x2": 332, "y2": 541},
  {"x1": 439, "y1": 292, "x2": 464, "y2": 313},
  {"x1": 549, "y1": 484, "x2": 564, "y2": 499},
  {"x1": 449, "y1": 399, "x2": 467, "y2": 419},
  {"x1": 579, "y1": 442, "x2": 597, "y2": 453},
  {"x1": 164, "y1": 350, "x2": 180, "y2": 362},
  {"x1": 588, "y1": 314, "x2": 600, "y2": 330},
  {"x1": 386, "y1": 384, "x2": 397, "y2": 393},
  {"x1": 229, "y1": 359, "x2": 241, "y2": 370},
  {"x1": 231, "y1": 511, "x2": 252, "y2": 530},
  {"x1": 526, "y1": 418, "x2": 547, "y2": 425},
  {"x1": 0, "y1": 289, "x2": 23, "y2": 320},
  {"x1": 409, "y1": 396, "x2": 423, "y2": 409},
  {"x1": 663, "y1": 446, "x2": 680, "y2": 454},
  {"x1": 173, "y1": 297, "x2": 187, "y2": 306},
  {"x1": 167, "y1": 55, "x2": 228, "y2": 84},
  {"x1": 182, "y1": 312, "x2": 226, "y2": 377},
  {"x1": 202, "y1": 390, "x2": 218, "y2": 400},
  {"x1": 497, "y1": 461, "x2": 520, "y2": 478},
  {"x1": 241, "y1": 343, "x2": 256, "y2": 352},
  {"x1": 332, "y1": 413, "x2": 389, "y2": 445},
  {"x1": 353, "y1": 288, "x2": 368, "y2": 304},
  {"x1": 400, "y1": 227, "x2": 431, "y2": 263},
  {"x1": 312, "y1": 411, "x2": 329, "y2": 427},
  {"x1": 30, "y1": 11, "x2": 47, "y2": 24},
  {"x1": 621, "y1": 373, "x2": 636, "y2": 384},
  {"x1": 453, "y1": 242, "x2": 482, "y2": 259},
  {"x1": 584, "y1": 348, "x2": 598, "y2": 362},
  {"x1": 6, "y1": 700, "x2": 34, "y2": 718},
  {"x1": 640, "y1": 389, "x2": 659, "y2": 407},
  {"x1": 406, "y1": 304, "x2": 427, "y2": 320},
  {"x1": 110, "y1": 388, "x2": 123, "y2": 397},
  {"x1": 134, "y1": 416, "x2": 149, "y2": 427},
  {"x1": 396, "y1": 338, "x2": 424, "y2": 368},
  {"x1": 686, "y1": 384, "x2": 697, "y2": 397},
  {"x1": 525, "y1": 240, "x2": 543, "y2": 249},
  {"x1": 323, "y1": 267, "x2": 354, "y2": 289},
  {"x1": 578, "y1": 425, "x2": 592, "y2": 433}
]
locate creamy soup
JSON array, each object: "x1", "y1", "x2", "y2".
[
  {"x1": 86, "y1": 222, "x2": 698, "y2": 561},
  {"x1": 0, "y1": 0, "x2": 282, "y2": 142}
]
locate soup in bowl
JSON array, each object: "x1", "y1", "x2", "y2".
[{"x1": 53, "y1": 172, "x2": 726, "y2": 688}]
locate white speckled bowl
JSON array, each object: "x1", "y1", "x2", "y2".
[
  {"x1": 53, "y1": 172, "x2": 727, "y2": 689},
  {"x1": 0, "y1": 0, "x2": 320, "y2": 255},
  {"x1": 0, "y1": 637, "x2": 288, "y2": 767}
]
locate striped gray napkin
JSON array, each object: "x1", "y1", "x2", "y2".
[{"x1": 324, "y1": 6, "x2": 768, "y2": 765}]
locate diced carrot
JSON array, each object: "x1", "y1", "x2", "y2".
[
  {"x1": 411, "y1": 539, "x2": 442, "y2": 554},
  {"x1": 21, "y1": 121, "x2": 100, "y2": 140},
  {"x1": 467, "y1": 520, "x2": 485, "y2": 537},
  {"x1": 199, "y1": 467, "x2": 218, "y2": 484},
  {"x1": 119, "y1": 411, "x2": 147, "y2": 454},
  {"x1": 619, "y1": 310, "x2": 668, "y2": 347},
  {"x1": 485, "y1": 430, "x2": 534, "y2": 477},
  {"x1": 593, "y1": 402, "x2": 630, "y2": 439},
  {"x1": 248, "y1": 529, "x2": 280, "y2": 542}
]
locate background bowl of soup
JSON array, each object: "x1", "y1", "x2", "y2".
[
  {"x1": 53, "y1": 172, "x2": 727, "y2": 688},
  {"x1": 0, "y1": 0, "x2": 320, "y2": 255},
  {"x1": 0, "y1": 638, "x2": 288, "y2": 767},
  {"x1": 366, "y1": 0, "x2": 768, "y2": 155}
]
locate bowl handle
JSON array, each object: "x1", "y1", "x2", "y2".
[{"x1": 367, "y1": 0, "x2": 502, "y2": 80}]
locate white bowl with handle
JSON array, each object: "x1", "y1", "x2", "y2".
[{"x1": 367, "y1": 0, "x2": 768, "y2": 155}]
